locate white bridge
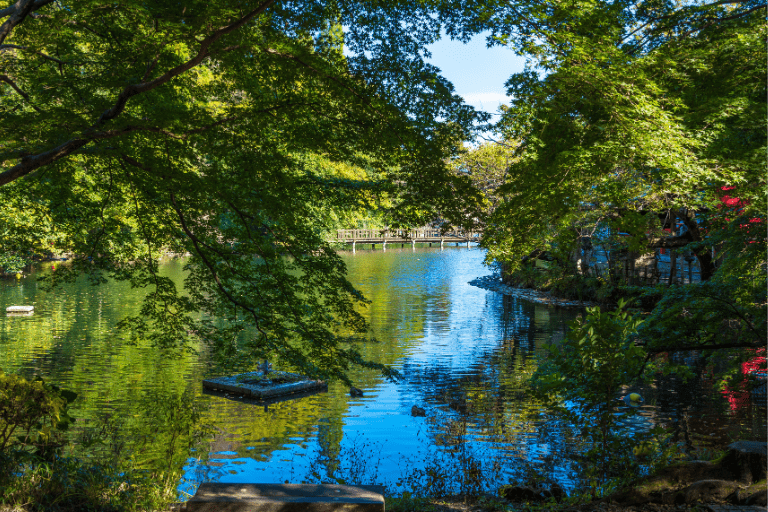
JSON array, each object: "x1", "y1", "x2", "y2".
[{"x1": 335, "y1": 228, "x2": 481, "y2": 249}]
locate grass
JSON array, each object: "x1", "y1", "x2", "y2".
[{"x1": 0, "y1": 451, "x2": 179, "y2": 512}]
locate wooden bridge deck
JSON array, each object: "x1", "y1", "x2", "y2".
[{"x1": 335, "y1": 228, "x2": 480, "y2": 247}]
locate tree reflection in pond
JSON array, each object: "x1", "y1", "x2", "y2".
[{"x1": 0, "y1": 248, "x2": 764, "y2": 498}]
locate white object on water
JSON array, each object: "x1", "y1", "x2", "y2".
[{"x1": 6, "y1": 306, "x2": 34, "y2": 313}]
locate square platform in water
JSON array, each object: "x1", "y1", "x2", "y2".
[{"x1": 202, "y1": 371, "x2": 327, "y2": 401}]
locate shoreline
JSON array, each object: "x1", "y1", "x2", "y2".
[{"x1": 469, "y1": 274, "x2": 601, "y2": 308}]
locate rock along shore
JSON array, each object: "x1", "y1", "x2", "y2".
[{"x1": 469, "y1": 274, "x2": 600, "y2": 308}]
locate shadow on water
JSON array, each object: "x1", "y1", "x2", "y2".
[{"x1": 0, "y1": 248, "x2": 764, "y2": 498}]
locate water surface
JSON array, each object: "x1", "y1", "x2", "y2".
[{"x1": 0, "y1": 247, "x2": 763, "y2": 496}]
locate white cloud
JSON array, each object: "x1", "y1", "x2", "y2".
[{"x1": 461, "y1": 92, "x2": 509, "y2": 114}]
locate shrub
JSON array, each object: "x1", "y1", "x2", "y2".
[
  {"x1": 0, "y1": 371, "x2": 208, "y2": 511},
  {"x1": 0, "y1": 450, "x2": 177, "y2": 512},
  {"x1": 530, "y1": 300, "x2": 652, "y2": 495},
  {"x1": 0, "y1": 370, "x2": 77, "y2": 458}
]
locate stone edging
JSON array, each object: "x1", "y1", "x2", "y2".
[
  {"x1": 469, "y1": 274, "x2": 600, "y2": 308},
  {"x1": 202, "y1": 371, "x2": 327, "y2": 400}
]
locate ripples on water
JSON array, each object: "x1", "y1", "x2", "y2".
[{"x1": 0, "y1": 247, "x2": 764, "y2": 498}]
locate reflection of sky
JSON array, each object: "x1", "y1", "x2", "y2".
[
  {"x1": 185, "y1": 247, "x2": 582, "y2": 495},
  {"x1": 1, "y1": 249, "x2": 762, "y2": 500}
]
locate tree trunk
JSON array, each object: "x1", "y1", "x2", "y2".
[
  {"x1": 677, "y1": 209, "x2": 716, "y2": 281},
  {"x1": 668, "y1": 250, "x2": 677, "y2": 286}
]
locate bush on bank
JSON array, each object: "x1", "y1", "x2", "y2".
[
  {"x1": 0, "y1": 371, "x2": 205, "y2": 512},
  {"x1": 0, "y1": 451, "x2": 176, "y2": 512}
]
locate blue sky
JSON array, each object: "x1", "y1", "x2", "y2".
[{"x1": 425, "y1": 32, "x2": 527, "y2": 119}]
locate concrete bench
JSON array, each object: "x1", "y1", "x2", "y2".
[{"x1": 185, "y1": 483, "x2": 386, "y2": 512}]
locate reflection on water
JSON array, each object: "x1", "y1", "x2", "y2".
[{"x1": 0, "y1": 247, "x2": 764, "y2": 497}]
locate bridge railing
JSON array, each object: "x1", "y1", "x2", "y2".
[{"x1": 335, "y1": 228, "x2": 480, "y2": 240}]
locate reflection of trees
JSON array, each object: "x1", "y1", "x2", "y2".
[
  {"x1": 0, "y1": 264, "x2": 206, "y2": 438},
  {"x1": 316, "y1": 394, "x2": 348, "y2": 478},
  {"x1": 651, "y1": 366, "x2": 766, "y2": 451},
  {"x1": 346, "y1": 250, "x2": 432, "y2": 345},
  {"x1": 203, "y1": 396, "x2": 322, "y2": 459},
  {"x1": 338, "y1": 250, "x2": 435, "y2": 390},
  {"x1": 499, "y1": 296, "x2": 571, "y2": 351},
  {"x1": 0, "y1": 263, "x2": 177, "y2": 374},
  {"x1": 198, "y1": 380, "x2": 353, "y2": 482},
  {"x1": 317, "y1": 419, "x2": 343, "y2": 475},
  {"x1": 395, "y1": 293, "x2": 577, "y2": 485}
]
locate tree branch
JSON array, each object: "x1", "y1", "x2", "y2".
[
  {"x1": 0, "y1": 0, "x2": 54, "y2": 44},
  {"x1": 707, "y1": 3, "x2": 766, "y2": 21},
  {"x1": 262, "y1": 47, "x2": 371, "y2": 106},
  {"x1": 0, "y1": 0, "x2": 53, "y2": 18},
  {"x1": 0, "y1": 138, "x2": 89, "y2": 186},
  {"x1": 91, "y1": 117, "x2": 241, "y2": 141},
  {"x1": 167, "y1": 190, "x2": 269, "y2": 340},
  {"x1": 645, "y1": 234, "x2": 693, "y2": 249},
  {"x1": 0, "y1": 43, "x2": 65, "y2": 64},
  {"x1": 118, "y1": 153, "x2": 267, "y2": 337},
  {"x1": 0, "y1": 0, "x2": 276, "y2": 186},
  {"x1": 96, "y1": 0, "x2": 274, "y2": 124},
  {"x1": 0, "y1": 73, "x2": 42, "y2": 112},
  {"x1": 641, "y1": 340, "x2": 765, "y2": 353}
]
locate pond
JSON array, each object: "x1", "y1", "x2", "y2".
[{"x1": 0, "y1": 246, "x2": 764, "y2": 499}]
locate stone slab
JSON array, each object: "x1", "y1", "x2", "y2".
[
  {"x1": 729, "y1": 442, "x2": 768, "y2": 457},
  {"x1": 202, "y1": 371, "x2": 327, "y2": 401},
  {"x1": 186, "y1": 483, "x2": 385, "y2": 512},
  {"x1": 722, "y1": 441, "x2": 768, "y2": 484}
]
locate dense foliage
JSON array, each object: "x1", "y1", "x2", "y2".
[
  {"x1": 456, "y1": 0, "x2": 767, "y2": 490},
  {"x1": 0, "y1": 0, "x2": 491, "y2": 381},
  {"x1": 531, "y1": 302, "x2": 650, "y2": 493},
  {"x1": 469, "y1": 0, "x2": 766, "y2": 352},
  {"x1": 0, "y1": 371, "x2": 209, "y2": 511},
  {"x1": 0, "y1": 369, "x2": 76, "y2": 455},
  {"x1": 479, "y1": 0, "x2": 765, "y2": 278}
]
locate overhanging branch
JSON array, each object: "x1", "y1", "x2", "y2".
[
  {"x1": 0, "y1": 73, "x2": 42, "y2": 112},
  {"x1": 0, "y1": 0, "x2": 276, "y2": 186},
  {"x1": 0, "y1": 44, "x2": 65, "y2": 64},
  {"x1": 0, "y1": 0, "x2": 55, "y2": 44}
]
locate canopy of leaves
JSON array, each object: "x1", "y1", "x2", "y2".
[
  {"x1": 472, "y1": 0, "x2": 765, "y2": 365},
  {"x1": 0, "y1": 0, "x2": 491, "y2": 382},
  {"x1": 478, "y1": 0, "x2": 765, "y2": 273}
]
